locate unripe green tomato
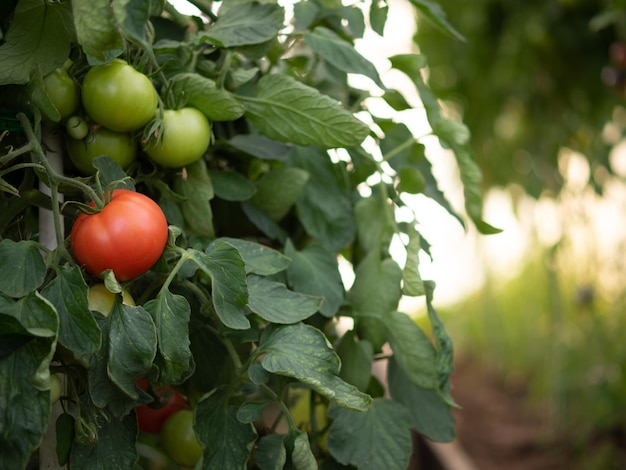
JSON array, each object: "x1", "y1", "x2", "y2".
[
  {"x1": 143, "y1": 108, "x2": 211, "y2": 168},
  {"x1": 66, "y1": 116, "x2": 89, "y2": 140},
  {"x1": 50, "y1": 373, "x2": 62, "y2": 405},
  {"x1": 81, "y1": 59, "x2": 158, "y2": 132},
  {"x1": 88, "y1": 283, "x2": 135, "y2": 317},
  {"x1": 66, "y1": 127, "x2": 137, "y2": 175},
  {"x1": 160, "y1": 409, "x2": 203, "y2": 467},
  {"x1": 43, "y1": 64, "x2": 80, "y2": 121}
]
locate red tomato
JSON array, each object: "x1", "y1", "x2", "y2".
[
  {"x1": 135, "y1": 378, "x2": 187, "y2": 434},
  {"x1": 70, "y1": 189, "x2": 168, "y2": 281}
]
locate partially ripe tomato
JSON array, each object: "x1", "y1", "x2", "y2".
[
  {"x1": 81, "y1": 59, "x2": 158, "y2": 132},
  {"x1": 136, "y1": 378, "x2": 187, "y2": 434},
  {"x1": 143, "y1": 107, "x2": 211, "y2": 167},
  {"x1": 88, "y1": 283, "x2": 135, "y2": 316},
  {"x1": 43, "y1": 63, "x2": 79, "y2": 121},
  {"x1": 70, "y1": 189, "x2": 168, "y2": 281},
  {"x1": 66, "y1": 126, "x2": 137, "y2": 175},
  {"x1": 160, "y1": 409, "x2": 202, "y2": 467}
]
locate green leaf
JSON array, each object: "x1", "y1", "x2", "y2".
[
  {"x1": 382, "y1": 89, "x2": 412, "y2": 111},
  {"x1": 242, "y1": 202, "x2": 288, "y2": 243},
  {"x1": 407, "y1": 0, "x2": 464, "y2": 41},
  {"x1": 397, "y1": 166, "x2": 426, "y2": 194},
  {"x1": 348, "y1": 252, "x2": 403, "y2": 317},
  {"x1": 215, "y1": 237, "x2": 291, "y2": 276},
  {"x1": 353, "y1": 194, "x2": 395, "y2": 254},
  {"x1": 0, "y1": 293, "x2": 58, "y2": 470},
  {"x1": 303, "y1": 27, "x2": 383, "y2": 88},
  {"x1": 93, "y1": 155, "x2": 136, "y2": 192},
  {"x1": 40, "y1": 265, "x2": 101, "y2": 364},
  {"x1": 170, "y1": 73, "x2": 245, "y2": 121},
  {"x1": 236, "y1": 401, "x2": 268, "y2": 424},
  {"x1": 250, "y1": 167, "x2": 310, "y2": 221},
  {"x1": 193, "y1": 241, "x2": 249, "y2": 330},
  {"x1": 335, "y1": 331, "x2": 373, "y2": 393},
  {"x1": 204, "y1": 2, "x2": 284, "y2": 47},
  {"x1": 0, "y1": 0, "x2": 73, "y2": 85},
  {"x1": 285, "y1": 240, "x2": 344, "y2": 317},
  {"x1": 173, "y1": 158, "x2": 215, "y2": 237},
  {"x1": 209, "y1": 169, "x2": 256, "y2": 201},
  {"x1": 387, "y1": 357, "x2": 456, "y2": 442},
  {"x1": 0, "y1": 239, "x2": 46, "y2": 297},
  {"x1": 73, "y1": 0, "x2": 124, "y2": 63},
  {"x1": 247, "y1": 275, "x2": 323, "y2": 324},
  {"x1": 288, "y1": 146, "x2": 355, "y2": 252},
  {"x1": 227, "y1": 134, "x2": 290, "y2": 161},
  {"x1": 107, "y1": 303, "x2": 157, "y2": 398},
  {"x1": 402, "y1": 226, "x2": 425, "y2": 296},
  {"x1": 290, "y1": 430, "x2": 318, "y2": 470},
  {"x1": 327, "y1": 399, "x2": 413, "y2": 470},
  {"x1": 56, "y1": 413, "x2": 75, "y2": 466},
  {"x1": 70, "y1": 412, "x2": 138, "y2": 469},
  {"x1": 112, "y1": 0, "x2": 151, "y2": 50},
  {"x1": 240, "y1": 74, "x2": 369, "y2": 148},
  {"x1": 195, "y1": 386, "x2": 258, "y2": 469},
  {"x1": 255, "y1": 434, "x2": 287, "y2": 470},
  {"x1": 144, "y1": 289, "x2": 193, "y2": 385},
  {"x1": 369, "y1": 0, "x2": 389, "y2": 36},
  {"x1": 385, "y1": 311, "x2": 438, "y2": 390},
  {"x1": 257, "y1": 323, "x2": 372, "y2": 411}
]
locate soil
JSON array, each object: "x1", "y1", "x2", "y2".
[{"x1": 447, "y1": 356, "x2": 612, "y2": 470}]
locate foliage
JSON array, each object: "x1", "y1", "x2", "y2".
[
  {"x1": 0, "y1": 0, "x2": 494, "y2": 468},
  {"x1": 415, "y1": 0, "x2": 624, "y2": 197}
]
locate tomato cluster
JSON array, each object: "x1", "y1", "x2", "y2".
[{"x1": 43, "y1": 58, "x2": 212, "y2": 174}]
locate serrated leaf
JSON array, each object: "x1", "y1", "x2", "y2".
[
  {"x1": 144, "y1": 289, "x2": 193, "y2": 385},
  {"x1": 0, "y1": 0, "x2": 73, "y2": 85},
  {"x1": 387, "y1": 357, "x2": 456, "y2": 442},
  {"x1": 192, "y1": 242, "x2": 249, "y2": 330},
  {"x1": 402, "y1": 226, "x2": 425, "y2": 296},
  {"x1": 204, "y1": 2, "x2": 284, "y2": 47},
  {"x1": 209, "y1": 170, "x2": 256, "y2": 201},
  {"x1": 255, "y1": 434, "x2": 287, "y2": 470},
  {"x1": 40, "y1": 266, "x2": 101, "y2": 364},
  {"x1": 214, "y1": 237, "x2": 290, "y2": 276},
  {"x1": 250, "y1": 167, "x2": 310, "y2": 221},
  {"x1": 326, "y1": 399, "x2": 413, "y2": 470},
  {"x1": 112, "y1": 0, "x2": 151, "y2": 50},
  {"x1": 288, "y1": 146, "x2": 355, "y2": 252},
  {"x1": 303, "y1": 27, "x2": 383, "y2": 88},
  {"x1": 0, "y1": 239, "x2": 47, "y2": 297},
  {"x1": 385, "y1": 311, "x2": 438, "y2": 390},
  {"x1": 107, "y1": 303, "x2": 157, "y2": 398},
  {"x1": 170, "y1": 73, "x2": 244, "y2": 121},
  {"x1": 240, "y1": 74, "x2": 369, "y2": 148},
  {"x1": 247, "y1": 275, "x2": 322, "y2": 324},
  {"x1": 408, "y1": 0, "x2": 464, "y2": 41},
  {"x1": 73, "y1": 0, "x2": 124, "y2": 63},
  {"x1": 195, "y1": 387, "x2": 258, "y2": 469},
  {"x1": 257, "y1": 323, "x2": 372, "y2": 411},
  {"x1": 70, "y1": 412, "x2": 138, "y2": 469},
  {"x1": 285, "y1": 240, "x2": 344, "y2": 317}
]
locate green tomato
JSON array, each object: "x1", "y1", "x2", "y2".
[
  {"x1": 143, "y1": 108, "x2": 211, "y2": 168},
  {"x1": 50, "y1": 373, "x2": 62, "y2": 405},
  {"x1": 81, "y1": 59, "x2": 158, "y2": 132},
  {"x1": 160, "y1": 409, "x2": 202, "y2": 468},
  {"x1": 66, "y1": 126, "x2": 137, "y2": 175},
  {"x1": 43, "y1": 64, "x2": 80, "y2": 121},
  {"x1": 88, "y1": 283, "x2": 135, "y2": 317},
  {"x1": 66, "y1": 116, "x2": 89, "y2": 140}
]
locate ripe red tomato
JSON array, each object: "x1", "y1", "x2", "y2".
[
  {"x1": 81, "y1": 59, "x2": 158, "y2": 132},
  {"x1": 70, "y1": 189, "x2": 168, "y2": 281},
  {"x1": 135, "y1": 378, "x2": 187, "y2": 434},
  {"x1": 143, "y1": 107, "x2": 211, "y2": 168}
]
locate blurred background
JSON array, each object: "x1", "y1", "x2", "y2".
[{"x1": 396, "y1": 0, "x2": 626, "y2": 468}]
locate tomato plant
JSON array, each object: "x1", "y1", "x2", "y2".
[
  {"x1": 81, "y1": 59, "x2": 158, "y2": 133},
  {"x1": 66, "y1": 126, "x2": 137, "y2": 174},
  {"x1": 0, "y1": 0, "x2": 504, "y2": 469},
  {"x1": 135, "y1": 378, "x2": 187, "y2": 434},
  {"x1": 87, "y1": 283, "x2": 135, "y2": 316},
  {"x1": 160, "y1": 409, "x2": 203, "y2": 468},
  {"x1": 143, "y1": 107, "x2": 211, "y2": 168},
  {"x1": 70, "y1": 189, "x2": 168, "y2": 281}
]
